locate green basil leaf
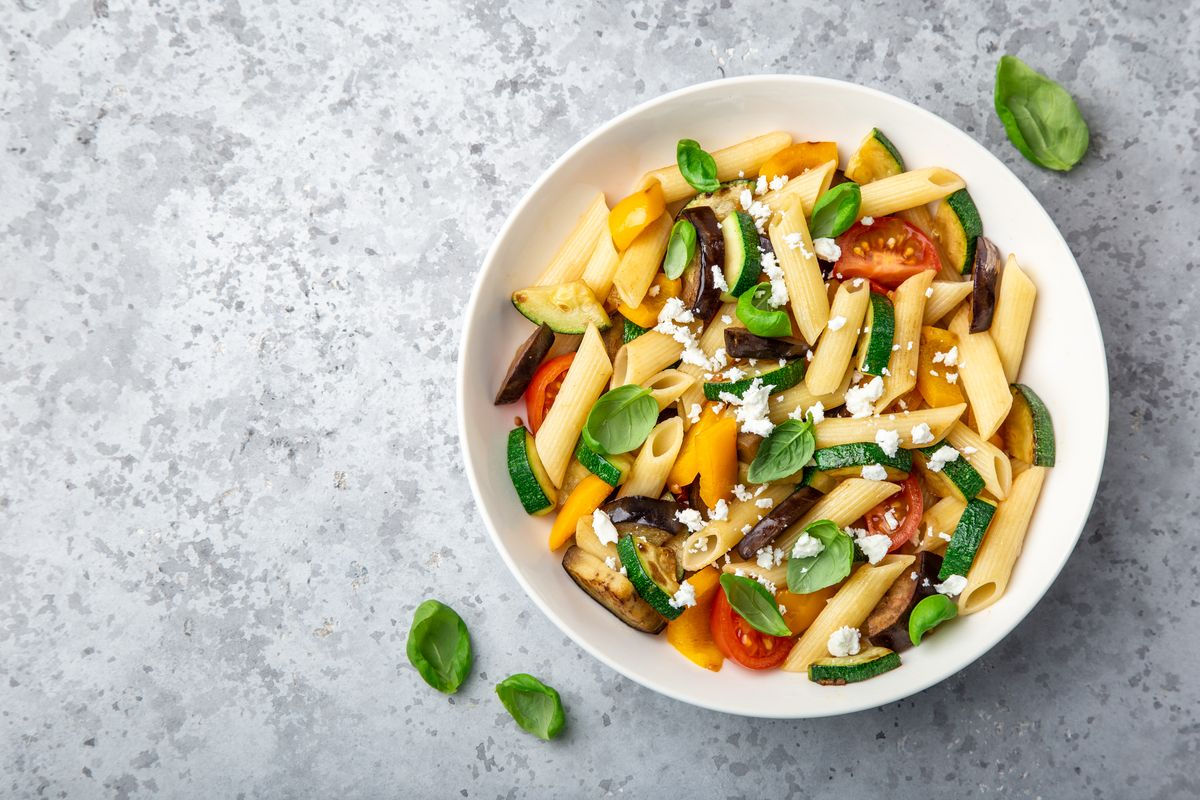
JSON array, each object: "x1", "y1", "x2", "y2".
[
  {"x1": 908, "y1": 593, "x2": 959, "y2": 646},
  {"x1": 583, "y1": 385, "x2": 658, "y2": 455},
  {"x1": 406, "y1": 599, "x2": 472, "y2": 694},
  {"x1": 994, "y1": 55, "x2": 1089, "y2": 172},
  {"x1": 808, "y1": 181, "x2": 861, "y2": 239},
  {"x1": 662, "y1": 219, "x2": 698, "y2": 279},
  {"x1": 735, "y1": 283, "x2": 792, "y2": 338},
  {"x1": 786, "y1": 520, "x2": 854, "y2": 594},
  {"x1": 495, "y1": 673, "x2": 565, "y2": 740},
  {"x1": 676, "y1": 139, "x2": 720, "y2": 194},
  {"x1": 718, "y1": 573, "x2": 792, "y2": 637},
  {"x1": 747, "y1": 418, "x2": 814, "y2": 483}
]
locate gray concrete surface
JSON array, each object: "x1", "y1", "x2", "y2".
[{"x1": 2, "y1": 0, "x2": 1196, "y2": 797}]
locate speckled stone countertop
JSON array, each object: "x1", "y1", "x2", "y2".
[{"x1": 2, "y1": 0, "x2": 1196, "y2": 797}]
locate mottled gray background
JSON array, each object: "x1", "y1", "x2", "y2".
[{"x1": 1, "y1": 0, "x2": 1196, "y2": 797}]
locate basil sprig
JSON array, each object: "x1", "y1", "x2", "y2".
[
  {"x1": 908, "y1": 594, "x2": 959, "y2": 646},
  {"x1": 406, "y1": 599, "x2": 472, "y2": 694},
  {"x1": 676, "y1": 139, "x2": 720, "y2": 194},
  {"x1": 663, "y1": 219, "x2": 697, "y2": 279},
  {"x1": 787, "y1": 520, "x2": 854, "y2": 594},
  {"x1": 582, "y1": 385, "x2": 658, "y2": 455},
  {"x1": 736, "y1": 283, "x2": 792, "y2": 338},
  {"x1": 994, "y1": 55, "x2": 1089, "y2": 171},
  {"x1": 719, "y1": 573, "x2": 791, "y2": 637},
  {"x1": 747, "y1": 417, "x2": 814, "y2": 483},
  {"x1": 495, "y1": 673, "x2": 566, "y2": 740},
  {"x1": 809, "y1": 181, "x2": 862, "y2": 239}
]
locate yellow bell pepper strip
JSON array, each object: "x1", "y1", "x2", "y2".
[
  {"x1": 608, "y1": 181, "x2": 666, "y2": 251},
  {"x1": 617, "y1": 273, "x2": 681, "y2": 329},
  {"x1": 759, "y1": 142, "x2": 840, "y2": 182},
  {"x1": 697, "y1": 415, "x2": 738, "y2": 509},
  {"x1": 666, "y1": 567, "x2": 724, "y2": 671},
  {"x1": 777, "y1": 585, "x2": 839, "y2": 635},
  {"x1": 549, "y1": 474, "x2": 614, "y2": 550},
  {"x1": 917, "y1": 325, "x2": 965, "y2": 408},
  {"x1": 666, "y1": 405, "x2": 718, "y2": 489}
]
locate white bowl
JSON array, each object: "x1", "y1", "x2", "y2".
[{"x1": 457, "y1": 76, "x2": 1108, "y2": 718}]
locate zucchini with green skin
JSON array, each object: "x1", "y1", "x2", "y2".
[
  {"x1": 720, "y1": 210, "x2": 762, "y2": 300},
  {"x1": 808, "y1": 646, "x2": 901, "y2": 685},
  {"x1": 703, "y1": 359, "x2": 805, "y2": 401},
  {"x1": 622, "y1": 318, "x2": 649, "y2": 344},
  {"x1": 917, "y1": 445, "x2": 985, "y2": 501},
  {"x1": 939, "y1": 497, "x2": 997, "y2": 579},
  {"x1": 933, "y1": 189, "x2": 984, "y2": 275},
  {"x1": 1004, "y1": 384, "x2": 1056, "y2": 467},
  {"x1": 506, "y1": 427, "x2": 557, "y2": 515},
  {"x1": 856, "y1": 292, "x2": 896, "y2": 376},
  {"x1": 617, "y1": 535, "x2": 683, "y2": 620},
  {"x1": 681, "y1": 178, "x2": 755, "y2": 221},
  {"x1": 575, "y1": 440, "x2": 632, "y2": 487},
  {"x1": 844, "y1": 129, "x2": 905, "y2": 184},
  {"x1": 512, "y1": 280, "x2": 611, "y2": 334},
  {"x1": 812, "y1": 442, "x2": 912, "y2": 480}
]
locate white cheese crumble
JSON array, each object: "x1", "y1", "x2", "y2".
[
  {"x1": 813, "y1": 237, "x2": 842, "y2": 262},
  {"x1": 721, "y1": 314, "x2": 733, "y2": 325},
  {"x1": 711, "y1": 264, "x2": 730, "y2": 293},
  {"x1": 755, "y1": 545, "x2": 785, "y2": 569},
  {"x1": 723, "y1": 366, "x2": 746, "y2": 382},
  {"x1": 874, "y1": 428, "x2": 901, "y2": 458},
  {"x1": 648, "y1": 285, "x2": 661, "y2": 297},
  {"x1": 883, "y1": 508, "x2": 899, "y2": 530},
  {"x1": 755, "y1": 497, "x2": 775, "y2": 509},
  {"x1": 738, "y1": 189, "x2": 773, "y2": 232},
  {"x1": 860, "y1": 216, "x2": 874, "y2": 226},
  {"x1": 782, "y1": 232, "x2": 814, "y2": 260},
  {"x1": 719, "y1": 378, "x2": 776, "y2": 437},
  {"x1": 675, "y1": 508, "x2": 707, "y2": 533},
  {"x1": 668, "y1": 580, "x2": 698, "y2": 609},
  {"x1": 925, "y1": 444, "x2": 960, "y2": 473},
  {"x1": 604, "y1": 556, "x2": 618, "y2": 570},
  {"x1": 827, "y1": 626, "x2": 862, "y2": 658},
  {"x1": 861, "y1": 463, "x2": 889, "y2": 481},
  {"x1": 828, "y1": 315, "x2": 847, "y2": 331},
  {"x1": 855, "y1": 532, "x2": 892, "y2": 565},
  {"x1": 710, "y1": 498, "x2": 729, "y2": 522},
  {"x1": 791, "y1": 532, "x2": 825, "y2": 559},
  {"x1": 961, "y1": 446, "x2": 978, "y2": 455},
  {"x1": 687, "y1": 403, "x2": 702, "y2": 424},
  {"x1": 655, "y1": 297, "x2": 722, "y2": 372},
  {"x1": 910, "y1": 422, "x2": 935, "y2": 445},
  {"x1": 845, "y1": 375, "x2": 885, "y2": 418},
  {"x1": 592, "y1": 509, "x2": 619, "y2": 546},
  {"x1": 768, "y1": 174, "x2": 788, "y2": 192},
  {"x1": 945, "y1": 372, "x2": 959, "y2": 384},
  {"x1": 760, "y1": 248, "x2": 789, "y2": 307},
  {"x1": 924, "y1": 286, "x2": 934, "y2": 298},
  {"x1": 755, "y1": 174, "x2": 769, "y2": 195},
  {"x1": 935, "y1": 574, "x2": 968, "y2": 597},
  {"x1": 732, "y1": 483, "x2": 754, "y2": 502}
]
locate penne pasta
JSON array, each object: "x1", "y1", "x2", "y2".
[
  {"x1": 813, "y1": 403, "x2": 966, "y2": 449},
  {"x1": 781, "y1": 555, "x2": 915, "y2": 672},
  {"x1": 878, "y1": 270, "x2": 935, "y2": 408},
  {"x1": 858, "y1": 167, "x2": 966, "y2": 218},
  {"x1": 676, "y1": 304, "x2": 738, "y2": 414},
  {"x1": 774, "y1": 479, "x2": 902, "y2": 555},
  {"x1": 805, "y1": 282, "x2": 870, "y2": 395},
  {"x1": 613, "y1": 212, "x2": 673, "y2": 309},
  {"x1": 945, "y1": 422, "x2": 1013, "y2": 500},
  {"x1": 679, "y1": 484, "x2": 795, "y2": 571},
  {"x1": 769, "y1": 367, "x2": 852, "y2": 424},
  {"x1": 958, "y1": 465, "x2": 1047, "y2": 615},
  {"x1": 618, "y1": 417, "x2": 684, "y2": 499},
  {"x1": 579, "y1": 225, "x2": 621, "y2": 301},
  {"x1": 642, "y1": 131, "x2": 793, "y2": 203},
  {"x1": 720, "y1": 558, "x2": 788, "y2": 589},
  {"x1": 916, "y1": 495, "x2": 967, "y2": 552},
  {"x1": 762, "y1": 159, "x2": 837, "y2": 216},
  {"x1": 534, "y1": 324, "x2": 613, "y2": 487},
  {"x1": 643, "y1": 368, "x2": 696, "y2": 411},
  {"x1": 769, "y1": 196, "x2": 830, "y2": 344},
  {"x1": 534, "y1": 191, "x2": 609, "y2": 286},
  {"x1": 612, "y1": 331, "x2": 683, "y2": 388},
  {"x1": 991, "y1": 254, "x2": 1037, "y2": 382},
  {"x1": 574, "y1": 514, "x2": 617, "y2": 561},
  {"x1": 948, "y1": 305, "x2": 1013, "y2": 440},
  {"x1": 923, "y1": 280, "x2": 973, "y2": 324}
]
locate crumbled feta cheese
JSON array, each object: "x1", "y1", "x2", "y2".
[
  {"x1": 828, "y1": 315, "x2": 847, "y2": 332},
  {"x1": 593, "y1": 509, "x2": 619, "y2": 546},
  {"x1": 935, "y1": 574, "x2": 968, "y2": 597},
  {"x1": 925, "y1": 445, "x2": 960, "y2": 473},
  {"x1": 605, "y1": 556, "x2": 618, "y2": 570},
  {"x1": 807, "y1": 400, "x2": 825, "y2": 424},
  {"x1": 755, "y1": 545, "x2": 785, "y2": 569},
  {"x1": 768, "y1": 174, "x2": 788, "y2": 192},
  {"x1": 943, "y1": 346, "x2": 959, "y2": 367},
  {"x1": 892, "y1": 343, "x2": 901, "y2": 351},
  {"x1": 760, "y1": 248, "x2": 789, "y2": 307},
  {"x1": 740, "y1": 523, "x2": 753, "y2": 535},
  {"x1": 945, "y1": 372, "x2": 959, "y2": 384},
  {"x1": 687, "y1": 403, "x2": 702, "y2": 424},
  {"x1": 961, "y1": 446, "x2": 978, "y2": 455},
  {"x1": 723, "y1": 366, "x2": 746, "y2": 382},
  {"x1": 855, "y1": 533, "x2": 891, "y2": 564},
  {"x1": 783, "y1": 232, "x2": 815, "y2": 260},
  {"x1": 738, "y1": 190, "x2": 773, "y2": 232},
  {"x1": 827, "y1": 626, "x2": 862, "y2": 658},
  {"x1": 875, "y1": 428, "x2": 901, "y2": 458},
  {"x1": 791, "y1": 532, "x2": 825, "y2": 559},
  {"x1": 861, "y1": 463, "x2": 889, "y2": 481},
  {"x1": 845, "y1": 375, "x2": 885, "y2": 418},
  {"x1": 755, "y1": 497, "x2": 775, "y2": 510},
  {"x1": 737, "y1": 170, "x2": 745, "y2": 178},
  {"x1": 853, "y1": 278, "x2": 865, "y2": 289},
  {"x1": 721, "y1": 314, "x2": 733, "y2": 325},
  {"x1": 668, "y1": 580, "x2": 698, "y2": 609},
  {"x1": 883, "y1": 508, "x2": 899, "y2": 530},
  {"x1": 675, "y1": 508, "x2": 707, "y2": 533},
  {"x1": 929, "y1": 369, "x2": 940, "y2": 378},
  {"x1": 924, "y1": 286, "x2": 934, "y2": 298},
  {"x1": 710, "y1": 348, "x2": 729, "y2": 372},
  {"x1": 755, "y1": 574, "x2": 778, "y2": 594},
  {"x1": 938, "y1": 531, "x2": 953, "y2": 542},
  {"x1": 711, "y1": 263, "x2": 730, "y2": 293},
  {"x1": 806, "y1": 349, "x2": 814, "y2": 362},
  {"x1": 720, "y1": 378, "x2": 776, "y2": 437},
  {"x1": 861, "y1": 216, "x2": 874, "y2": 226},
  {"x1": 753, "y1": 484, "x2": 767, "y2": 497},
  {"x1": 655, "y1": 298, "x2": 724, "y2": 372},
  {"x1": 710, "y1": 498, "x2": 729, "y2": 522},
  {"x1": 779, "y1": 604, "x2": 788, "y2": 615},
  {"x1": 732, "y1": 484, "x2": 754, "y2": 502},
  {"x1": 755, "y1": 174, "x2": 769, "y2": 195},
  {"x1": 910, "y1": 422, "x2": 934, "y2": 445},
  {"x1": 813, "y1": 237, "x2": 842, "y2": 262}
]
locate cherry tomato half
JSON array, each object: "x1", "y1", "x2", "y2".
[
  {"x1": 524, "y1": 353, "x2": 574, "y2": 434},
  {"x1": 865, "y1": 474, "x2": 925, "y2": 551},
  {"x1": 833, "y1": 216, "x2": 941, "y2": 289},
  {"x1": 710, "y1": 588, "x2": 793, "y2": 670}
]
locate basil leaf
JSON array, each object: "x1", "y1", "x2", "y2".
[
  {"x1": 747, "y1": 418, "x2": 814, "y2": 483},
  {"x1": 719, "y1": 574, "x2": 792, "y2": 637},
  {"x1": 908, "y1": 594, "x2": 959, "y2": 646},
  {"x1": 406, "y1": 599, "x2": 472, "y2": 694},
  {"x1": 808, "y1": 181, "x2": 861, "y2": 239},
  {"x1": 676, "y1": 139, "x2": 720, "y2": 194},
  {"x1": 735, "y1": 283, "x2": 792, "y2": 338},
  {"x1": 663, "y1": 219, "x2": 697, "y2": 279},
  {"x1": 583, "y1": 385, "x2": 658, "y2": 455},
  {"x1": 495, "y1": 673, "x2": 565, "y2": 740},
  {"x1": 786, "y1": 520, "x2": 854, "y2": 594},
  {"x1": 994, "y1": 55, "x2": 1089, "y2": 172}
]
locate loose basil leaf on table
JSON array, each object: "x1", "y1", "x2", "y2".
[
  {"x1": 808, "y1": 181, "x2": 861, "y2": 239},
  {"x1": 663, "y1": 219, "x2": 698, "y2": 279},
  {"x1": 406, "y1": 599, "x2": 472, "y2": 694},
  {"x1": 994, "y1": 54, "x2": 1089, "y2": 172},
  {"x1": 676, "y1": 138, "x2": 720, "y2": 194},
  {"x1": 786, "y1": 519, "x2": 854, "y2": 594},
  {"x1": 495, "y1": 673, "x2": 566, "y2": 741},
  {"x1": 747, "y1": 417, "x2": 814, "y2": 483},
  {"x1": 908, "y1": 593, "x2": 959, "y2": 646},
  {"x1": 582, "y1": 384, "x2": 659, "y2": 455},
  {"x1": 735, "y1": 283, "x2": 793, "y2": 339},
  {"x1": 718, "y1": 573, "x2": 792, "y2": 637}
]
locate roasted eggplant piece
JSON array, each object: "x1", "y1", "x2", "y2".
[
  {"x1": 724, "y1": 328, "x2": 811, "y2": 360},
  {"x1": 657, "y1": 406, "x2": 679, "y2": 424},
  {"x1": 969, "y1": 236, "x2": 1003, "y2": 333},
  {"x1": 493, "y1": 324, "x2": 555, "y2": 404},
  {"x1": 735, "y1": 485, "x2": 823, "y2": 559},
  {"x1": 601, "y1": 496, "x2": 685, "y2": 536},
  {"x1": 737, "y1": 432, "x2": 763, "y2": 464},
  {"x1": 562, "y1": 546, "x2": 665, "y2": 633},
  {"x1": 864, "y1": 551, "x2": 943, "y2": 651},
  {"x1": 678, "y1": 206, "x2": 725, "y2": 323}
]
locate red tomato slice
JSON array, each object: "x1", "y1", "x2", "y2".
[
  {"x1": 710, "y1": 588, "x2": 793, "y2": 670},
  {"x1": 865, "y1": 474, "x2": 924, "y2": 551},
  {"x1": 833, "y1": 216, "x2": 941, "y2": 289},
  {"x1": 524, "y1": 353, "x2": 574, "y2": 434}
]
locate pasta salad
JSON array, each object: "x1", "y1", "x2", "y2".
[{"x1": 493, "y1": 130, "x2": 1054, "y2": 684}]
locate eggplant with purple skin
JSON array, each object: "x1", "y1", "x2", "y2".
[
  {"x1": 493, "y1": 324, "x2": 555, "y2": 404},
  {"x1": 735, "y1": 485, "x2": 823, "y2": 559},
  {"x1": 677, "y1": 206, "x2": 725, "y2": 323},
  {"x1": 969, "y1": 236, "x2": 1003, "y2": 333},
  {"x1": 864, "y1": 551, "x2": 943, "y2": 652},
  {"x1": 724, "y1": 328, "x2": 811, "y2": 360},
  {"x1": 601, "y1": 496, "x2": 685, "y2": 536}
]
